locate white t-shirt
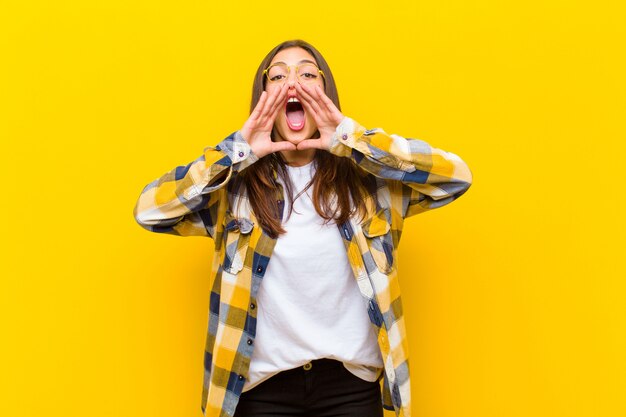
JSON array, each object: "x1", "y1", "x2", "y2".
[{"x1": 242, "y1": 160, "x2": 384, "y2": 392}]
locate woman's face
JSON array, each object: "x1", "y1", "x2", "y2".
[{"x1": 266, "y1": 47, "x2": 324, "y2": 146}]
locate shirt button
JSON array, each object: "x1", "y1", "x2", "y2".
[
  {"x1": 256, "y1": 266, "x2": 263, "y2": 273},
  {"x1": 238, "y1": 151, "x2": 245, "y2": 158},
  {"x1": 247, "y1": 339, "x2": 253, "y2": 345},
  {"x1": 250, "y1": 303, "x2": 256, "y2": 310},
  {"x1": 238, "y1": 375, "x2": 244, "y2": 381},
  {"x1": 341, "y1": 134, "x2": 348, "y2": 140}
]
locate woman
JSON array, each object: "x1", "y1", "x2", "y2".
[{"x1": 133, "y1": 39, "x2": 472, "y2": 417}]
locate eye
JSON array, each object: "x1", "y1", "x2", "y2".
[
  {"x1": 269, "y1": 74, "x2": 286, "y2": 82},
  {"x1": 301, "y1": 72, "x2": 318, "y2": 79}
]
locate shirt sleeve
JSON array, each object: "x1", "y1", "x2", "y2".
[
  {"x1": 328, "y1": 117, "x2": 473, "y2": 218},
  {"x1": 132, "y1": 130, "x2": 258, "y2": 237}
]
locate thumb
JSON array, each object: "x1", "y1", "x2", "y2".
[
  {"x1": 272, "y1": 141, "x2": 297, "y2": 152},
  {"x1": 296, "y1": 139, "x2": 323, "y2": 151}
]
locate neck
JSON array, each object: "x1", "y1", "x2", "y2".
[{"x1": 279, "y1": 148, "x2": 316, "y2": 167}]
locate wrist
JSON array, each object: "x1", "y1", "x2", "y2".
[
  {"x1": 248, "y1": 141, "x2": 268, "y2": 159},
  {"x1": 328, "y1": 116, "x2": 356, "y2": 157},
  {"x1": 215, "y1": 131, "x2": 258, "y2": 170}
]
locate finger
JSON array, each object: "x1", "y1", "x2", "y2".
[
  {"x1": 296, "y1": 82, "x2": 323, "y2": 118},
  {"x1": 269, "y1": 83, "x2": 288, "y2": 119},
  {"x1": 296, "y1": 138, "x2": 324, "y2": 151},
  {"x1": 271, "y1": 140, "x2": 297, "y2": 153},
  {"x1": 314, "y1": 84, "x2": 339, "y2": 115},
  {"x1": 260, "y1": 84, "x2": 285, "y2": 120},
  {"x1": 297, "y1": 82, "x2": 323, "y2": 113},
  {"x1": 262, "y1": 84, "x2": 287, "y2": 124},
  {"x1": 295, "y1": 91, "x2": 322, "y2": 127},
  {"x1": 311, "y1": 84, "x2": 344, "y2": 125},
  {"x1": 263, "y1": 85, "x2": 287, "y2": 128},
  {"x1": 260, "y1": 90, "x2": 278, "y2": 121},
  {"x1": 250, "y1": 91, "x2": 268, "y2": 121},
  {"x1": 295, "y1": 83, "x2": 316, "y2": 113}
]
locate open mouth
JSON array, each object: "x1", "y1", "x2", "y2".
[{"x1": 285, "y1": 98, "x2": 305, "y2": 131}]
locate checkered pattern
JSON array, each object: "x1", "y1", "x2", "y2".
[{"x1": 133, "y1": 117, "x2": 472, "y2": 417}]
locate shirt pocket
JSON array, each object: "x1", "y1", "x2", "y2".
[
  {"x1": 221, "y1": 211, "x2": 254, "y2": 275},
  {"x1": 361, "y1": 209, "x2": 394, "y2": 274}
]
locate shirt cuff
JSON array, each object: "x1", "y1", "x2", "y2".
[
  {"x1": 216, "y1": 131, "x2": 259, "y2": 169},
  {"x1": 329, "y1": 116, "x2": 359, "y2": 157}
]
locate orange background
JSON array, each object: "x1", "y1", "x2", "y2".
[{"x1": 1, "y1": 1, "x2": 624, "y2": 416}]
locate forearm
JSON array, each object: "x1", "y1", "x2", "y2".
[
  {"x1": 329, "y1": 117, "x2": 472, "y2": 210},
  {"x1": 133, "y1": 131, "x2": 258, "y2": 236}
]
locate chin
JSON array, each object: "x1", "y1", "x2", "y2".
[
  {"x1": 286, "y1": 133, "x2": 312, "y2": 146},
  {"x1": 275, "y1": 123, "x2": 317, "y2": 146}
]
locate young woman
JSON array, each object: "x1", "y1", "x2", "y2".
[{"x1": 134, "y1": 39, "x2": 472, "y2": 417}]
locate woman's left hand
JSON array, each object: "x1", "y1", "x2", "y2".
[{"x1": 295, "y1": 82, "x2": 345, "y2": 151}]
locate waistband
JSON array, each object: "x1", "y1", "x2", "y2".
[{"x1": 302, "y1": 358, "x2": 344, "y2": 371}]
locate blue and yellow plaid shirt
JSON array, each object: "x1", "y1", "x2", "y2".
[{"x1": 133, "y1": 117, "x2": 472, "y2": 417}]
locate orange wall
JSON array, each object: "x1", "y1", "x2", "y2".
[{"x1": 1, "y1": 1, "x2": 624, "y2": 416}]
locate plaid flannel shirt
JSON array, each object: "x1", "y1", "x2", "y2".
[{"x1": 133, "y1": 117, "x2": 472, "y2": 417}]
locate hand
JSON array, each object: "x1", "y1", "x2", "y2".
[
  {"x1": 295, "y1": 82, "x2": 345, "y2": 151},
  {"x1": 240, "y1": 83, "x2": 296, "y2": 158}
]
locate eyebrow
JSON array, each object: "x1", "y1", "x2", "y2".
[{"x1": 272, "y1": 59, "x2": 317, "y2": 66}]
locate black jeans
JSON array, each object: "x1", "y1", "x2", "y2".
[{"x1": 233, "y1": 358, "x2": 384, "y2": 417}]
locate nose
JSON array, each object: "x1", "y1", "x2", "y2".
[{"x1": 286, "y1": 69, "x2": 298, "y2": 88}]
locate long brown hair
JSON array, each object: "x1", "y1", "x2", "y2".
[{"x1": 233, "y1": 39, "x2": 368, "y2": 238}]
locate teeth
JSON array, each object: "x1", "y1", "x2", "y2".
[{"x1": 288, "y1": 97, "x2": 300, "y2": 103}]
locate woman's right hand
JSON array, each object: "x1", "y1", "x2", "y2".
[{"x1": 240, "y1": 83, "x2": 295, "y2": 158}]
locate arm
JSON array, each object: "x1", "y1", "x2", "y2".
[
  {"x1": 133, "y1": 82, "x2": 293, "y2": 237},
  {"x1": 294, "y1": 82, "x2": 472, "y2": 218},
  {"x1": 132, "y1": 132, "x2": 258, "y2": 237},
  {"x1": 329, "y1": 117, "x2": 473, "y2": 217}
]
